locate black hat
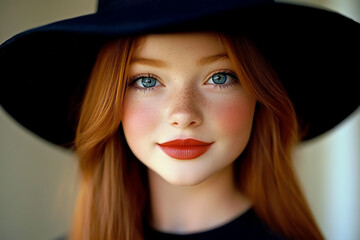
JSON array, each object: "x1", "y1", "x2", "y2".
[{"x1": 0, "y1": 0, "x2": 359, "y2": 147}]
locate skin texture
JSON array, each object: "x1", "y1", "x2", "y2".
[{"x1": 122, "y1": 32, "x2": 256, "y2": 233}]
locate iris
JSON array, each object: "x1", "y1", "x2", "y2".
[
  {"x1": 141, "y1": 77, "x2": 157, "y2": 88},
  {"x1": 211, "y1": 73, "x2": 227, "y2": 84}
]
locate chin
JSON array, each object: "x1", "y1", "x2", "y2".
[{"x1": 159, "y1": 169, "x2": 213, "y2": 187}]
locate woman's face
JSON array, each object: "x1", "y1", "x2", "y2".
[{"x1": 122, "y1": 33, "x2": 256, "y2": 186}]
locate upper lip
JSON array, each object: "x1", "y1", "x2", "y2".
[{"x1": 158, "y1": 138, "x2": 213, "y2": 147}]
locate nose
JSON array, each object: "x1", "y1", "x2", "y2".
[{"x1": 167, "y1": 86, "x2": 203, "y2": 129}]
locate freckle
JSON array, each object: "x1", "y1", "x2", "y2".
[{"x1": 173, "y1": 87, "x2": 196, "y2": 111}]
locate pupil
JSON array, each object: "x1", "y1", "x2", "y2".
[
  {"x1": 212, "y1": 74, "x2": 226, "y2": 84},
  {"x1": 142, "y1": 77, "x2": 156, "y2": 87}
]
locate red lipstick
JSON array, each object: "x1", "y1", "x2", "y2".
[{"x1": 157, "y1": 138, "x2": 213, "y2": 160}]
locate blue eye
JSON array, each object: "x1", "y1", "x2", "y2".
[
  {"x1": 133, "y1": 76, "x2": 160, "y2": 88},
  {"x1": 210, "y1": 73, "x2": 228, "y2": 84},
  {"x1": 207, "y1": 71, "x2": 237, "y2": 86}
]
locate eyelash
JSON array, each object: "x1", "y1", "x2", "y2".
[
  {"x1": 209, "y1": 69, "x2": 239, "y2": 89},
  {"x1": 128, "y1": 73, "x2": 161, "y2": 93},
  {"x1": 128, "y1": 69, "x2": 239, "y2": 93}
]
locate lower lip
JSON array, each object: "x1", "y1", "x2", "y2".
[{"x1": 158, "y1": 145, "x2": 212, "y2": 160}]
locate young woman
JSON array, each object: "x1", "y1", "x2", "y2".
[
  {"x1": 70, "y1": 32, "x2": 322, "y2": 239},
  {"x1": 0, "y1": 0, "x2": 359, "y2": 239}
]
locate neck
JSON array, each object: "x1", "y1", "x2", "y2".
[{"x1": 148, "y1": 163, "x2": 251, "y2": 234}]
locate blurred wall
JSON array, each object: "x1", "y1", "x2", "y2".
[
  {"x1": 0, "y1": 0, "x2": 359, "y2": 240},
  {"x1": 281, "y1": 2, "x2": 360, "y2": 240},
  {"x1": 0, "y1": 1, "x2": 96, "y2": 239}
]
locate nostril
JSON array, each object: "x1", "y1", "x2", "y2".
[
  {"x1": 189, "y1": 121, "x2": 196, "y2": 126},
  {"x1": 171, "y1": 118, "x2": 199, "y2": 128}
]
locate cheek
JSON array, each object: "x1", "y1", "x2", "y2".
[
  {"x1": 122, "y1": 96, "x2": 160, "y2": 143},
  {"x1": 211, "y1": 95, "x2": 256, "y2": 137}
]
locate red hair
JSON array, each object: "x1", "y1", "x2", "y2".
[
  {"x1": 220, "y1": 34, "x2": 323, "y2": 239},
  {"x1": 70, "y1": 33, "x2": 323, "y2": 239},
  {"x1": 71, "y1": 38, "x2": 146, "y2": 240}
]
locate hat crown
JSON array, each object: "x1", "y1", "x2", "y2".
[{"x1": 97, "y1": 0, "x2": 275, "y2": 12}]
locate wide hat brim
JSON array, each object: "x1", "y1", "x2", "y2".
[{"x1": 0, "y1": 0, "x2": 359, "y2": 147}]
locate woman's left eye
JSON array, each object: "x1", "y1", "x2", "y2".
[{"x1": 206, "y1": 72, "x2": 238, "y2": 86}]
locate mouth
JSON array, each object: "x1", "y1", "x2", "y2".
[{"x1": 157, "y1": 138, "x2": 214, "y2": 160}]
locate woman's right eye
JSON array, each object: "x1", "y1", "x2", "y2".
[{"x1": 130, "y1": 75, "x2": 162, "y2": 89}]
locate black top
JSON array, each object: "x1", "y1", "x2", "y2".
[
  {"x1": 143, "y1": 208, "x2": 285, "y2": 240},
  {"x1": 54, "y1": 209, "x2": 285, "y2": 240}
]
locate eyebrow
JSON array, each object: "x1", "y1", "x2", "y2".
[
  {"x1": 130, "y1": 57, "x2": 169, "y2": 68},
  {"x1": 130, "y1": 53, "x2": 229, "y2": 68},
  {"x1": 198, "y1": 53, "x2": 229, "y2": 65}
]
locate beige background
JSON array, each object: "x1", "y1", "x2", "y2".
[{"x1": 0, "y1": 0, "x2": 359, "y2": 239}]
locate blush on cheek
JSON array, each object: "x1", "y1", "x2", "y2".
[
  {"x1": 213, "y1": 97, "x2": 256, "y2": 136},
  {"x1": 122, "y1": 101, "x2": 158, "y2": 141}
]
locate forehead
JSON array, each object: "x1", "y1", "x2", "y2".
[{"x1": 133, "y1": 32, "x2": 226, "y2": 58}]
